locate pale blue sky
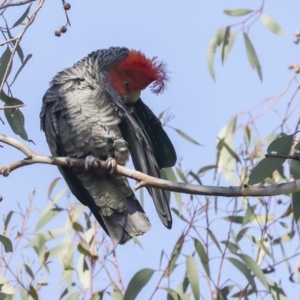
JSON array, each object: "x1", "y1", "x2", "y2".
[{"x1": 1, "y1": 1, "x2": 300, "y2": 299}]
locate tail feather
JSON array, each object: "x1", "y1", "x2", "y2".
[{"x1": 100, "y1": 197, "x2": 151, "y2": 244}]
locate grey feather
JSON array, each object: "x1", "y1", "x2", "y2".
[{"x1": 40, "y1": 47, "x2": 176, "y2": 244}]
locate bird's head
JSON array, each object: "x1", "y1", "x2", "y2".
[{"x1": 107, "y1": 50, "x2": 169, "y2": 103}]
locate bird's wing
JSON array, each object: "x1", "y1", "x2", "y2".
[
  {"x1": 40, "y1": 84, "x2": 111, "y2": 235},
  {"x1": 107, "y1": 94, "x2": 176, "y2": 229},
  {"x1": 41, "y1": 84, "x2": 151, "y2": 244},
  {"x1": 128, "y1": 98, "x2": 176, "y2": 168}
]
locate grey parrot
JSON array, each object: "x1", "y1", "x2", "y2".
[{"x1": 40, "y1": 47, "x2": 176, "y2": 244}]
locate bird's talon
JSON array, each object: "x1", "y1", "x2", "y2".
[
  {"x1": 106, "y1": 157, "x2": 117, "y2": 173},
  {"x1": 85, "y1": 155, "x2": 99, "y2": 170}
]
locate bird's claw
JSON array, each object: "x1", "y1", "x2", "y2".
[
  {"x1": 106, "y1": 157, "x2": 117, "y2": 174},
  {"x1": 85, "y1": 155, "x2": 100, "y2": 170}
]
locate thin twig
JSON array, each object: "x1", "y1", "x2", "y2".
[
  {"x1": 0, "y1": 104, "x2": 25, "y2": 110},
  {"x1": 0, "y1": 0, "x2": 36, "y2": 10},
  {"x1": 0, "y1": 0, "x2": 45, "y2": 93}
]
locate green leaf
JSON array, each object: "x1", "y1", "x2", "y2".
[
  {"x1": 77, "y1": 254, "x2": 90, "y2": 289},
  {"x1": 163, "y1": 167, "x2": 182, "y2": 213},
  {"x1": 10, "y1": 54, "x2": 32, "y2": 86},
  {"x1": 238, "y1": 254, "x2": 269, "y2": 289},
  {"x1": 290, "y1": 158, "x2": 300, "y2": 179},
  {"x1": 218, "y1": 138, "x2": 241, "y2": 163},
  {"x1": 221, "y1": 26, "x2": 230, "y2": 63},
  {"x1": 0, "y1": 47, "x2": 12, "y2": 86},
  {"x1": 223, "y1": 31, "x2": 237, "y2": 62},
  {"x1": 3, "y1": 211, "x2": 14, "y2": 233},
  {"x1": 47, "y1": 177, "x2": 61, "y2": 199},
  {"x1": 243, "y1": 33, "x2": 262, "y2": 81},
  {"x1": 0, "y1": 234, "x2": 12, "y2": 253},
  {"x1": 207, "y1": 228, "x2": 222, "y2": 252},
  {"x1": 224, "y1": 9, "x2": 253, "y2": 16},
  {"x1": 25, "y1": 229, "x2": 66, "y2": 248},
  {"x1": 248, "y1": 157, "x2": 285, "y2": 185},
  {"x1": 17, "y1": 287, "x2": 28, "y2": 300},
  {"x1": 65, "y1": 292, "x2": 82, "y2": 300},
  {"x1": 194, "y1": 239, "x2": 210, "y2": 277},
  {"x1": 24, "y1": 264, "x2": 34, "y2": 279},
  {"x1": 227, "y1": 257, "x2": 256, "y2": 291},
  {"x1": 0, "y1": 90, "x2": 24, "y2": 105},
  {"x1": 236, "y1": 227, "x2": 249, "y2": 242},
  {"x1": 171, "y1": 127, "x2": 201, "y2": 145},
  {"x1": 172, "y1": 208, "x2": 188, "y2": 222},
  {"x1": 109, "y1": 291, "x2": 123, "y2": 300},
  {"x1": 186, "y1": 256, "x2": 200, "y2": 300},
  {"x1": 165, "y1": 235, "x2": 184, "y2": 277},
  {"x1": 269, "y1": 281, "x2": 287, "y2": 300},
  {"x1": 4, "y1": 107, "x2": 28, "y2": 140},
  {"x1": 164, "y1": 288, "x2": 180, "y2": 300},
  {"x1": 77, "y1": 242, "x2": 92, "y2": 257},
  {"x1": 219, "y1": 285, "x2": 234, "y2": 299},
  {"x1": 292, "y1": 191, "x2": 300, "y2": 221},
  {"x1": 188, "y1": 171, "x2": 202, "y2": 185},
  {"x1": 223, "y1": 215, "x2": 244, "y2": 224},
  {"x1": 176, "y1": 167, "x2": 188, "y2": 183},
  {"x1": 28, "y1": 285, "x2": 38, "y2": 300},
  {"x1": 11, "y1": 4, "x2": 32, "y2": 28},
  {"x1": 267, "y1": 134, "x2": 293, "y2": 155},
  {"x1": 73, "y1": 221, "x2": 84, "y2": 232},
  {"x1": 197, "y1": 165, "x2": 217, "y2": 175},
  {"x1": 123, "y1": 268, "x2": 154, "y2": 300},
  {"x1": 260, "y1": 14, "x2": 286, "y2": 36},
  {"x1": 34, "y1": 188, "x2": 67, "y2": 231},
  {"x1": 207, "y1": 27, "x2": 226, "y2": 79}
]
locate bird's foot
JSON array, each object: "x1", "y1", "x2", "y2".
[
  {"x1": 113, "y1": 139, "x2": 129, "y2": 166},
  {"x1": 106, "y1": 157, "x2": 117, "y2": 174},
  {"x1": 84, "y1": 155, "x2": 100, "y2": 170}
]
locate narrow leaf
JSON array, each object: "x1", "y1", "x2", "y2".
[
  {"x1": 218, "y1": 138, "x2": 241, "y2": 163},
  {"x1": 11, "y1": 4, "x2": 32, "y2": 28},
  {"x1": 186, "y1": 256, "x2": 200, "y2": 300},
  {"x1": 227, "y1": 257, "x2": 256, "y2": 291},
  {"x1": 207, "y1": 27, "x2": 226, "y2": 80},
  {"x1": 0, "y1": 47, "x2": 12, "y2": 86},
  {"x1": 261, "y1": 14, "x2": 286, "y2": 36},
  {"x1": 224, "y1": 9, "x2": 253, "y2": 16},
  {"x1": 3, "y1": 211, "x2": 14, "y2": 233},
  {"x1": 123, "y1": 268, "x2": 154, "y2": 300},
  {"x1": 0, "y1": 234, "x2": 12, "y2": 252},
  {"x1": 0, "y1": 90, "x2": 23, "y2": 105},
  {"x1": 172, "y1": 127, "x2": 201, "y2": 145},
  {"x1": 243, "y1": 33, "x2": 262, "y2": 80},
  {"x1": 238, "y1": 254, "x2": 269, "y2": 289},
  {"x1": 223, "y1": 31, "x2": 237, "y2": 62},
  {"x1": 10, "y1": 54, "x2": 32, "y2": 86},
  {"x1": 47, "y1": 177, "x2": 61, "y2": 199},
  {"x1": 194, "y1": 239, "x2": 210, "y2": 277},
  {"x1": 24, "y1": 264, "x2": 34, "y2": 279},
  {"x1": 221, "y1": 26, "x2": 230, "y2": 63},
  {"x1": 292, "y1": 191, "x2": 300, "y2": 221},
  {"x1": 4, "y1": 108, "x2": 28, "y2": 140}
]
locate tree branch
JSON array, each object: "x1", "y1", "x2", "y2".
[
  {"x1": 0, "y1": 0, "x2": 37, "y2": 10},
  {"x1": 1, "y1": 133, "x2": 300, "y2": 197},
  {"x1": 0, "y1": 104, "x2": 25, "y2": 110}
]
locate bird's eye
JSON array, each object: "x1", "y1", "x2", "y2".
[{"x1": 124, "y1": 82, "x2": 130, "y2": 89}]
